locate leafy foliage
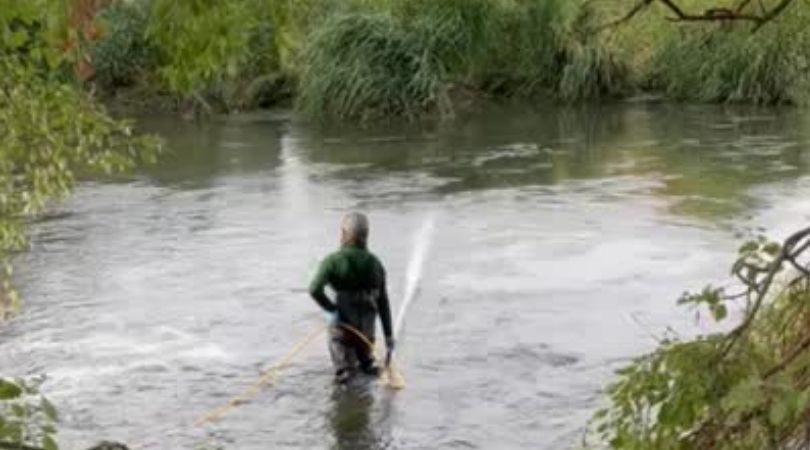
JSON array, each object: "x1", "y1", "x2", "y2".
[
  {"x1": 0, "y1": 0, "x2": 69, "y2": 74},
  {"x1": 91, "y1": 1, "x2": 157, "y2": 89},
  {"x1": 1, "y1": 6, "x2": 160, "y2": 449},
  {"x1": 0, "y1": 58, "x2": 160, "y2": 272},
  {"x1": 0, "y1": 378, "x2": 59, "y2": 450},
  {"x1": 590, "y1": 228, "x2": 810, "y2": 449},
  {"x1": 148, "y1": 0, "x2": 257, "y2": 97}
]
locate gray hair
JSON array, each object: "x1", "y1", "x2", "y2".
[{"x1": 341, "y1": 212, "x2": 369, "y2": 246}]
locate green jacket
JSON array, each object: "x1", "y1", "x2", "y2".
[{"x1": 309, "y1": 244, "x2": 393, "y2": 340}]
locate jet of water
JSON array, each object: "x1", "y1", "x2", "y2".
[{"x1": 393, "y1": 214, "x2": 437, "y2": 341}]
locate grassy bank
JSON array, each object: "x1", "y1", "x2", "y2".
[{"x1": 80, "y1": 0, "x2": 810, "y2": 120}]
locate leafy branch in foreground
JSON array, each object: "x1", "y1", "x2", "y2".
[
  {"x1": 0, "y1": 59, "x2": 161, "y2": 319},
  {"x1": 590, "y1": 226, "x2": 810, "y2": 449},
  {"x1": 0, "y1": 378, "x2": 58, "y2": 450}
]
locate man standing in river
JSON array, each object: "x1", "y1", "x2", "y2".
[{"x1": 309, "y1": 212, "x2": 395, "y2": 383}]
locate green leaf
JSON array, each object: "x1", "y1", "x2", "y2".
[
  {"x1": 8, "y1": 30, "x2": 29, "y2": 49},
  {"x1": 711, "y1": 303, "x2": 727, "y2": 321},
  {"x1": 43, "y1": 434, "x2": 58, "y2": 450},
  {"x1": 739, "y1": 241, "x2": 759, "y2": 254},
  {"x1": 41, "y1": 397, "x2": 58, "y2": 422},
  {"x1": 763, "y1": 242, "x2": 781, "y2": 256},
  {"x1": 0, "y1": 379, "x2": 22, "y2": 399}
]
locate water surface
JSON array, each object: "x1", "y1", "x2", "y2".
[{"x1": 2, "y1": 104, "x2": 810, "y2": 449}]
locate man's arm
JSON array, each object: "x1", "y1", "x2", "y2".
[{"x1": 309, "y1": 256, "x2": 337, "y2": 312}]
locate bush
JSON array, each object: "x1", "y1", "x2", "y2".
[{"x1": 91, "y1": 1, "x2": 157, "y2": 89}]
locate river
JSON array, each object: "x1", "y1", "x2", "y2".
[{"x1": 2, "y1": 103, "x2": 810, "y2": 449}]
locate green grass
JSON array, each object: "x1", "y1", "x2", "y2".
[
  {"x1": 297, "y1": 0, "x2": 631, "y2": 120},
  {"x1": 296, "y1": 13, "x2": 444, "y2": 120}
]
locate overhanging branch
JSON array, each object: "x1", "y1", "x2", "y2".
[{"x1": 599, "y1": 0, "x2": 797, "y2": 31}]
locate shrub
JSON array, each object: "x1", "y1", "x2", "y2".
[{"x1": 91, "y1": 1, "x2": 157, "y2": 89}]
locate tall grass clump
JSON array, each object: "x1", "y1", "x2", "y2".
[
  {"x1": 297, "y1": 0, "x2": 504, "y2": 120},
  {"x1": 392, "y1": 0, "x2": 499, "y2": 79},
  {"x1": 485, "y1": 0, "x2": 569, "y2": 95},
  {"x1": 559, "y1": 41, "x2": 630, "y2": 101},
  {"x1": 642, "y1": 4, "x2": 810, "y2": 105},
  {"x1": 297, "y1": 0, "x2": 632, "y2": 120},
  {"x1": 297, "y1": 13, "x2": 443, "y2": 120},
  {"x1": 557, "y1": 4, "x2": 631, "y2": 101}
]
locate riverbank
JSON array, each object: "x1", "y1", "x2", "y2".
[{"x1": 86, "y1": 0, "x2": 810, "y2": 122}]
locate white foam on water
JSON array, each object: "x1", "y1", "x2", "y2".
[{"x1": 393, "y1": 214, "x2": 437, "y2": 340}]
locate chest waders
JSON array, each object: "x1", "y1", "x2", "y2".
[{"x1": 330, "y1": 290, "x2": 381, "y2": 380}]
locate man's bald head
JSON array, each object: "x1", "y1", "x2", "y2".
[{"x1": 340, "y1": 212, "x2": 369, "y2": 247}]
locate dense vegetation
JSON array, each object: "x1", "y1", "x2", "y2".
[{"x1": 72, "y1": 0, "x2": 810, "y2": 120}]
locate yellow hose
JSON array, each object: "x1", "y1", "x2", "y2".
[
  {"x1": 195, "y1": 322, "x2": 405, "y2": 426},
  {"x1": 338, "y1": 323, "x2": 406, "y2": 390}
]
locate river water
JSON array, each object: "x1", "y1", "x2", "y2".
[{"x1": 2, "y1": 104, "x2": 810, "y2": 449}]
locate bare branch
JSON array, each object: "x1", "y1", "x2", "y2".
[
  {"x1": 719, "y1": 226, "x2": 810, "y2": 359},
  {"x1": 599, "y1": 0, "x2": 797, "y2": 31},
  {"x1": 595, "y1": 0, "x2": 654, "y2": 31}
]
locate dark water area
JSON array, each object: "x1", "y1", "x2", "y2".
[{"x1": 2, "y1": 103, "x2": 810, "y2": 449}]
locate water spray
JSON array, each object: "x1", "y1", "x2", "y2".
[
  {"x1": 382, "y1": 214, "x2": 436, "y2": 389},
  {"x1": 394, "y1": 214, "x2": 436, "y2": 342}
]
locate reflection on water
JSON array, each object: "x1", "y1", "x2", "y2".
[
  {"x1": 328, "y1": 384, "x2": 394, "y2": 450},
  {"x1": 2, "y1": 103, "x2": 810, "y2": 449}
]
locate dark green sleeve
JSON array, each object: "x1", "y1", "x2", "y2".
[
  {"x1": 309, "y1": 255, "x2": 337, "y2": 313},
  {"x1": 377, "y1": 264, "x2": 393, "y2": 339}
]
